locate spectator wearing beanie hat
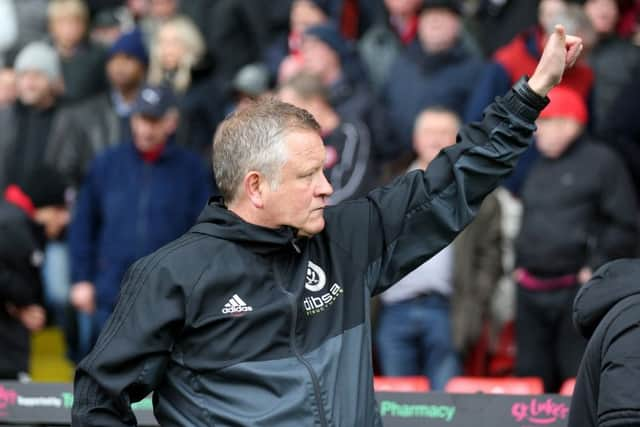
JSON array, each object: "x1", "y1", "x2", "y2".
[
  {"x1": 512, "y1": 85, "x2": 638, "y2": 393},
  {"x1": 46, "y1": 29, "x2": 149, "y2": 188},
  {"x1": 14, "y1": 41, "x2": 63, "y2": 84},
  {"x1": 267, "y1": 0, "x2": 329, "y2": 84},
  {"x1": 536, "y1": 86, "x2": 588, "y2": 158},
  {"x1": 0, "y1": 41, "x2": 65, "y2": 192},
  {"x1": 0, "y1": 41, "x2": 78, "y2": 371},
  {"x1": 108, "y1": 28, "x2": 148, "y2": 67},
  {"x1": 300, "y1": 22, "x2": 399, "y2": 163},
  {"x1": 0, "y1": 166, "x2": 70, "y2": 380},
  {"x1": 381, "y1": 0, "x2": 482, "y2": 157}
]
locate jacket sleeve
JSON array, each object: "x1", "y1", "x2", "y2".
[
  {"x1": 68, "y1": 159, "x2": 103, "y2": 283},
  {"x1": 324, "y1": 79, "x2": 547, "y2": 295},
  {"x1": 587, "y1": 149, "x2": 639, "y2": 270},
  {"x1": 0, "y1": 265, "x2": 41, "y2": 306},
  {"x1": 46, "y1": 108, "x2": 87, "y2": 186},
  {"x1": 0, "y1": 224, "x2": 42, "y2": 305},
  {"x1": 72, "y1": 256, "x2": 186, "y2": 426},
  {"x1": 597, "y1": 320, "x2": 640, "y2": 426}
]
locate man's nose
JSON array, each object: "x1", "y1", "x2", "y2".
[{"x1": 318, "y1": 171, "x2": 333, "y2": 197}]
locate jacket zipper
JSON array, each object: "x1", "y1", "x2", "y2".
[{"x1": 274, "y1": 262, "x2": 329, "y2": 427}]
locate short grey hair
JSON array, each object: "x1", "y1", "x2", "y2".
[{"x1": 213, "y1": 98, "x2": 321, "y2": 204}]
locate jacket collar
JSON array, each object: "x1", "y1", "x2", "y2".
[
  {"x1": 190, "y1": 198, "x2": 302, "y2": 255},
  {"x1": 573, "y1": 259, "x2": 640, "y2": 339}
]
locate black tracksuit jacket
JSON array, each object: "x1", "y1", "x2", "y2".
[
  {"x1": 72, "y1": 79, "x2": 546, "y2": 426},
  {"x1": 571, "y1": 259, "x2": 640, "y2": 427}
]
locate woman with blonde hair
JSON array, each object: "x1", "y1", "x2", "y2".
[
  {"x1": 147, "y1": 15, "x2": 206, "y2": 93},
  {"x1": 146, "y1": 15, "x2": 226, "y2": 159}
]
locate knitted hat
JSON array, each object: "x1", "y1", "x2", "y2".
[
  {"x1": 14, "y1": 42, "x2": 61, "y2": 82},
  {"x1": 232, "y1": 63, "x2": 270, "y2": 96},
  {"x1": 108, "y1": 29, "x2": 148, "y2": 66},
  {"x1": 22, "y1": 166, "x2": 69, "y2": 208},
  {"x1": 539, "y1": 86, "x2": 588, "y2": 125},
  {"x1": 420, "y1": 0, "x2": 463, "y2": 15}
]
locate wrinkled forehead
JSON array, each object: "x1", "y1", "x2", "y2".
[{"x1": 283, "y1": 129, "x2": 326, "y2": 162}]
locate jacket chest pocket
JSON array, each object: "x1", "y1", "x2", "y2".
[{"x1": 180, "y1": 294, "x2": 294, "y2": 370}]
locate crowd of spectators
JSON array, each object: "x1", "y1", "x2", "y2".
[{"x1": 1, "y1": 0, "x2": 639, "y2": 394}]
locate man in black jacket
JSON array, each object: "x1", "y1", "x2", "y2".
[
  {"x1": 0, "y1": 167, "x2": 70, "y2": 379},
  {"x1": 513, "y1": 85, "x2": 638, "y2": 393},
  {"x1": 72, "y1": 26, "x2": 582, "y2": 426},
  {"x1": 570, "y1": 259, "x2": 640, "y2": 427}
]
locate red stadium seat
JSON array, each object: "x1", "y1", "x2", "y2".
[
  {"x1": 444, "y1": 376, "x2": 544, "y2": 395},
  {"x1": 559, "y1": 378, "x2": 576, "y2": 396},
  {"x1": 373, "y1": 376, "x2": 430, "y2": 392}
]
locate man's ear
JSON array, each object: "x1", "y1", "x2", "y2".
[{"x1": 243, "y1": 171, "x2": 265, "y2": 208}]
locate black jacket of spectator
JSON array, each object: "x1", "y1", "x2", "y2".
[
  {"x1": 383, "y1": 39, "x2": 483, "y2": 151},
  {"x1": 56, "y1": 39, "x2": 108, "y2": 105},
  {"x1": 515, "y1": 137, "x2": 638, "y2": 275},
  {"x1": 206, "y1": 0, "x2": 290, "y2": 81},
  {"x1": 45, "y1": 92, "x2": 125, "y2": 188},
  {"x1": 570, "y1": 259, "x2": 640, "y2": 427},
  {"x1": 0, "y1": 102, "x2": 58, "y2": 191},
  {"x1": 588, "y1": 36, "x2": 640, "y2": 136},
  {"x1": 597, "y1": 62, "x2": 640, "y2": 200},
  {"x1": 0, "y1": 197, "x2": 44, "y2": 379}
]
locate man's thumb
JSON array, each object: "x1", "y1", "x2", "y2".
[{"x1": 553, "y1": 24, "x2": 566, "y2": 42}]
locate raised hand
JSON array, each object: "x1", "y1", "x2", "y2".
[{"x1": 528, "y1": 25, "x2": 584, "y2": 97}]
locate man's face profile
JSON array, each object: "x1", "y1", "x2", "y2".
[{"x1": 261, "y1": 129, "x2": 333, "y2": 237}]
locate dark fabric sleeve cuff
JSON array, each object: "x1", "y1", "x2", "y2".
[{"x1": 502, "y1": 76, "x2": 551, "y2": 123}]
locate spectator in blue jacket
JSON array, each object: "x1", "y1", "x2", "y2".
[
  {"x1": 299, "y1": 22, "x2": 398, "y2": 163},
  {"x1": 68, "y1": 84, "x2": 212, "y2": 350},
  {"x1": 382, "y1": 0, "x2": 484, "y2": 153}
]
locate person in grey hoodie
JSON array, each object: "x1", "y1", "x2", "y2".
[{"x1": 570, "y1": 258, "x2": 640, "y2": 427}]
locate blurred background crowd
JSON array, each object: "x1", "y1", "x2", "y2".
[{"x1": 1, "y1": 0, "x2": 640, "y2": 396}]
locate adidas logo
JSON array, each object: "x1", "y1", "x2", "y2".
[{"x1": 222, "y1": 294, "x2": 253, "y2": 314}]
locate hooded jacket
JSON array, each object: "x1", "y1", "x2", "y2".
[
  {"x1": 72, "y1": 80, "x2": 546, "y2": 426},
  {"x1": 570, "y1": 259, "x2": 640, "y2": 427}
]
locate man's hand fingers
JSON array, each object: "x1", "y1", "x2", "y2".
[
  {"x1": 565, "y1": 34, "x2": 582, "y2": 48},
  {"x1": 566, "y1": 43, "x2": 583, "y2": 68}
]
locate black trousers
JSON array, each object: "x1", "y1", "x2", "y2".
[{"x1": 515, "y1": 284, "x2": 587, "y2": 392}]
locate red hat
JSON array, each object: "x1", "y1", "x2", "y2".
[{"x1": 539, "y1": 86, "x2": 588, "y2": 125}]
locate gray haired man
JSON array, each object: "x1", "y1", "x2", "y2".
[{"x1": 73, "y1": 26, "x2": 582, "y2": 426}]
